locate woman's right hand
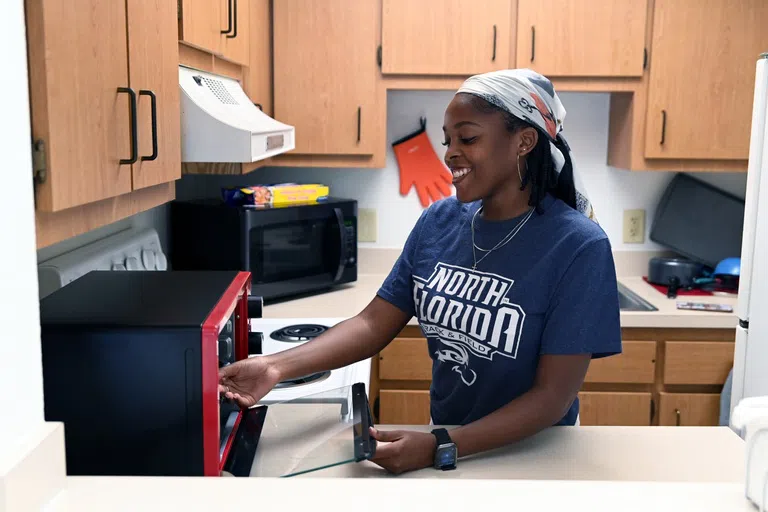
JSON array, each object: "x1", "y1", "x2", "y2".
[{"x1": 218, "y1": 357, "x2": 282, "y2": 408}]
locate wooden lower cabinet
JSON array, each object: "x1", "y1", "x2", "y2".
[
  {"x1": 584, "y1": 340, "x2": 656, "y2": 384},
  {"x1": 658, "y1": 392, "x2": 721, "y2": 426},
  {"x1": 379, "y1": 389, "x2": 431, "y2": 425},
  {"x1": 663, "y1": 341, "x2": 733, "y2": 385},
  {"x1": 373, "y1": 327, "x2": 734, "y2": 427},
  {"x1": 379, "y1": 337, "x2": 431, "y2": 381},
  {"x1": 578, "y1": 392, "x2": 652, "y2": 426}
]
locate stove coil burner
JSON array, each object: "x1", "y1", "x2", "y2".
[
  {"x1": 270, "y1": 324, "x2": 328, "y2": 343},
  {"x1": 274, "y1": 371, "x2": 331, "y2": 389}
]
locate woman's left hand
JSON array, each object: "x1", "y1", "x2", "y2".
[{"x1": 369, "y1": 427, "x2": 436, "y2": 475}]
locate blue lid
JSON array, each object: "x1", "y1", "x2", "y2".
[{"x1": 714, "y1": 257, "x2": 741, "y2": 276}]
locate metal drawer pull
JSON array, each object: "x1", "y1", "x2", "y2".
[
  {"x1": 139, "y1": 90, "x2": 158, "y2": 161},
  {"x1": 357, "y1": 106, "x2": 361, "y2": 143},
  {"x1": 117, "y1": 87, "x2": 137, "y2": 165},
  {"x1": 675, "y1": 408, "x2": 681, "y2": 426},
  {"x1": 531, "y1": 26, "x2": 536, "y2": 62},
  {"x1": 660, "y1": 109, "x2": 667, "y2": 145}
]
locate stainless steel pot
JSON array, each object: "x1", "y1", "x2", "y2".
[{"x1": 648, "y1": 257, "x2": 706, "y2": 288}]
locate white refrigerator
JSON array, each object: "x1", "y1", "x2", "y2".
[{"x1": 731, "y1": 53, "x2": 768, "y2": 415}]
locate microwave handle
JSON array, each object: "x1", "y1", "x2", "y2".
[{"x1": 333, "y1": 207, "x2": 347, "y2": 282}]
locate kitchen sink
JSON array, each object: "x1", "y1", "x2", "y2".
[{"x1": 617, "y1": 282, "x2": 658, "y2": 312}]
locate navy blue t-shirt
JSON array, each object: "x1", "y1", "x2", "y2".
[{"x1": 377, "y1": 194, "x2": 622, "y2": 426}]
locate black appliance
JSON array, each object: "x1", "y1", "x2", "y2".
[
  {"x1": 170, "y1": 198, "x2": 357, "y2": 302},
  {"x1": 650, "y1": 174, "x2": 745, "y2": 268},
  {"x1": 39, "y1": 270, "x2": 264, "y2": 477}
]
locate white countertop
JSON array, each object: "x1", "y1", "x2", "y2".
[
  {"x1": 36, "y1": 421, "x2": 754, "y2": 511},
  {"x1": 48, "y1": 478, "x2": 753, "y2": 512},
  {"x1": 262, "y1": 274, "x2": 739, "y2": 329},
  {"x1": 253, "y1": 419, "x2": 745, "y2": 482}
]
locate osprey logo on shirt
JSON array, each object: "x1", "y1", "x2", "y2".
[{"x1": 412, "y1": 263, "x2": 526, "y2": 386}]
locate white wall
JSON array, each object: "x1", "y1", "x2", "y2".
[
  {"x1": 177, "y1": 90, "x2": 746, "y2": 251},
  {"x1": 1, "y1": 0, "x2": 46, "y2": 448}
]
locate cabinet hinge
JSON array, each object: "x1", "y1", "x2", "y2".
[
  {"x1": 377, "y1": 45, "x2": 382, "y2": 68},
  {"x1": 643, "y1": 48, "x2": 648, "y2": 70},
  {"x1": 32, "y1": 139, "x2": 47, "y2": 185}
]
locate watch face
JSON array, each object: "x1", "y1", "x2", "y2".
[{"x1": 436, "y1": 444, "x2": 457, "y2": 467}]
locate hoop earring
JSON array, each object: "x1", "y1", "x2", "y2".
[{"x1": 517, "y1": 154, "x2": 523, "y2": 184}]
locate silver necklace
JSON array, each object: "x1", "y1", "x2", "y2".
[{"x1": 471, "y1": 206, "x2": 534, "y2": 270}]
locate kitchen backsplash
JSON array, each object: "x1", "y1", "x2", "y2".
[{"x1": 176, "y1": 91, "x2": 747, "y2": 252}]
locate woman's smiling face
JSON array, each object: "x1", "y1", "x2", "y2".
[{"x1": 442, "y1": 93, "x2": 537, "y2": 204}]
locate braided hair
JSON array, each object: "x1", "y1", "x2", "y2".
[{"x1": 466, "y1": 95, "x2": 577, "y2": 213}]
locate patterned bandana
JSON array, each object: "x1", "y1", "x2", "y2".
[{"x1": 456, "y1": 68, "x2": 596, "y2": 222}]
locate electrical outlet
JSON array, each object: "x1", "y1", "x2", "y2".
[
  {"x1": 623, "y1": 209, "x2": 645, "y2": 244},
  {"x1": 358, "y1": 208, "x2": 377, "y2": 243}
]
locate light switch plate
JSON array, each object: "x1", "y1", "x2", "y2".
[
  {"x1": 358, "y1": 208, "x2": 377, "y2": 243},
  {"x1": 623, "y1": 209, "x2": 645, "y2": 244}
]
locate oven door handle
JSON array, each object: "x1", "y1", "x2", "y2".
[{"x1": 333, "y1": 207, "x2": 347, "y2": 282}]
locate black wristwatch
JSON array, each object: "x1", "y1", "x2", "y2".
[{"x1": 431, "y1": 428, "x2": 457, "y2": 470}]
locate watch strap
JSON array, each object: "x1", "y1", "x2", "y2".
[{"x1": 431, "y1": 428, "x2": 452, "y2": 446}]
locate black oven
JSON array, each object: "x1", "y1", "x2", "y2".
[{"x1": 170, "y1": 198, "x2": 357, "y2": 301}]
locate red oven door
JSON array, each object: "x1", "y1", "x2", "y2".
[{"x1": 200, "y1": 271, "x2": 251, "y2": 476}]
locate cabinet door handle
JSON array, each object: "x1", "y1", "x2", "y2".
[
  {"x1": 649, "y1": 398, "x2": 655, "y2": 424},
  {"x1": 226, "y1": 0, "x2": 238, "y2": 38},
  {"x1": 253, "y1": 102, "x2": 263, "y2": 111},
  {"x1": 675, "y1": 408, "x2": 681, "y2": 426},
  {"x1": 531, "y1": 26, "x2": 536, "y2": 62},
  {"x1": 117, "y1": 87, "x2": 138, "y2": 165},
  {"x1": 139, "y1": 90, "x2": 158, "y2": 161},
  {"x1": 221, "y1": 0, "x2": 233, "y2": 34},
  {"x1": 491, "y1": 25, "x2": 497, "y2": 61},
  {"x1": 357, "y1": 106, "x2": 361, "y2": 143},
  {"x1": 660, "y1": 109, "x2": 667, "y2": 145}
]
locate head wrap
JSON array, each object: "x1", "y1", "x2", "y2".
[{"x1": 456, "y1": 68, "x2": 596, "y2": 223}]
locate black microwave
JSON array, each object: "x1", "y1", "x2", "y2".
[{"x1": 170, "y1": 198, "x2": 357, "y2": 302}]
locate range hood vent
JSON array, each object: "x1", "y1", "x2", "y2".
[{"x1": 179, "y1": 66, "x2": 295, "y2": 163}]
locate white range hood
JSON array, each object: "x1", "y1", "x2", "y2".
[{"x1": 179, "y1": 66, "x2": 295, "y2": 163}]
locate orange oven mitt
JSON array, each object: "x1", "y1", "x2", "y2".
[{"x1": 392, "y1": 118, "x2": 453, "y2": 208}]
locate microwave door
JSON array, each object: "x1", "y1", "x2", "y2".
[{"x1": 246, "y1": 205, "x2": 352, "y2": 297}]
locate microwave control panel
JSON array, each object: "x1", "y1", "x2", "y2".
[{"x1": 344, "y1": 222, "x2": 357, "y2": 265}]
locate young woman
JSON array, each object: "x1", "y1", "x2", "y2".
[{"x1": 219, "y1": 69, "x2": 622, "y2": 475}]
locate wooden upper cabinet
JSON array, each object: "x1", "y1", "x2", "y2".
[
  {"x1": 244, "y1": 0, "x2": 272, "y2": 116},
  {"x1": 26, "y1": 0, "x2": 133, "y2": 212},
  {"x1": 273, "y1": 0, "x2": 378, "y2": 155},
  {"x1": 219, "y1": 0, "x2": 250, "y2": 65},
  {"x1": 179, "y1": 0, "x2": 221, "y2": 55},
  {"x1": 381, "y1": 0, "x2": 511, "y2": 76},
  {"x1": 126, "y1": 0, "x2": 181, "y2": 190},
  {"x1": 517, "y1": 0, "x2": 647, "y2": 77},
  {"x1": 645, "y1": 0, "x2": 768, "y2": 160}
]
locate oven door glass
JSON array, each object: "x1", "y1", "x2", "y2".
[
  {"x1": 248, "y1": 215, "x2": 344, "y2": 285},
  {"x1": 246, "y1": 383, "x2": 374, "y2": 478}
]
